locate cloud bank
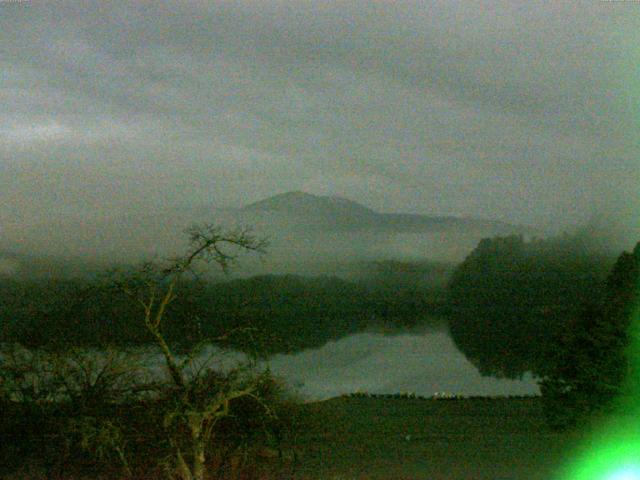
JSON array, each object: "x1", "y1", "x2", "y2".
[{"x1": 1, "y1": 1, "x2": 638, "y2": 253}]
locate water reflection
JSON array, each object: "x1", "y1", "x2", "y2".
[
  {"x1": 0, "y1": 330, "x2": 540, "y2": 402},
  {"x1": 267, "y1": 330, "x2": 540, "y2": 400}
]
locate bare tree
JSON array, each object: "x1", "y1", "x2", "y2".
[{"x1": 113, "y1": 224, "x2": 271, "y2": 480}]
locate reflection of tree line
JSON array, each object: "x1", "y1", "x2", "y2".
[
  {"x1": 2, "y1": 230, "x2": 637, "y2": 433},
  {"x1": 2, "y1": 233, "x2": 634, "y2": 384},
  {"x1": 447, "y1": 234, "x2": 615, "y2": 379},
  {"x1": 0, "y1": 268, "x2": 448, "y2": 355},
  {"x1": 447, "y1": 233, "x2": 640, "y2": 428}
]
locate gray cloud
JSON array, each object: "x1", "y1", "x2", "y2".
[{"x1": 1, "y1": 1, "x2": 638, "y2": 251}]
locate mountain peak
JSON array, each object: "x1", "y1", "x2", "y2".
[
  {"x1": 243, "y1": 191, "x2": 378, "y2": 218},
  {"x1": 240, "y1": 191, "x2": 525, "y2": 237}
]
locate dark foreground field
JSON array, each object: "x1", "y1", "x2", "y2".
[
  {"x1": 2, "y1": 396, "x2": 586, "y2": 479},
  {"x1": 290, "y1": 396, "x2": 582, "y2": 480}
]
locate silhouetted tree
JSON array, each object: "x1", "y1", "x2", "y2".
[
  {"x1": 447, "y1": 234, "x2": 611, "y2": 378},
  {"x1": 539, "y1": 242, "x2": 640, "y2": 429},
  {"x1": 111, "y1": 224, "x2": 273, "y2": 480}
]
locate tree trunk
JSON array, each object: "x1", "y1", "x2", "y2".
[
  {"x1": 191, "y1": 424, "x2": 206, "y2": 480},
  {"x1": 175, "y1": 448, "x2": 193, "y2": 480}
]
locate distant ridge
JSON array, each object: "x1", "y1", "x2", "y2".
[
  {"x1": 243, "y1": 191, "x2": 378, "y2": 217},
  {"x1": 0, "y1": 190, "x2": 535, "y2": 275},
  {"x1": 242, "y1": 191, "x2": 524, "y2": 234}
]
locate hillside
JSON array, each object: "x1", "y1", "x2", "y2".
[
  {"x1": 1, "y1": 191, "x2": 535, "y2": 276},
  {"x1": 242, "y1": 191, "x2": 526, "y2": 234}
]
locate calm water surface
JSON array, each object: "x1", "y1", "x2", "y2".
[
  {"x1": 1, "y1": 329, "x2": 539, "y2": 401},
  {"x1": 267, "y1": 329, "x2": 539, "y2": 400}
]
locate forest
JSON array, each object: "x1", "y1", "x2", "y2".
[
  {"x1": 1, "y1": 229, "x2": 638, "y2": 478},
  {"x1": 0, "y1": 231, "x2": 620, "y2": 373}
]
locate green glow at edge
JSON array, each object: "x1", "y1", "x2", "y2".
[
  {"x1": 557, "y1": 12, "x2": 640, "y2": 480},
  {"x1": 556, "y1": 306, "x2": 640, "y2": 480}
]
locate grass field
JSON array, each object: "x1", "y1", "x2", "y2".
[
  {"x1": 1, "y1": 396, "x2": 593, "y2": 479},
  {"x1": 288, "y1": 396, "x2": 585, "y2": 480}
]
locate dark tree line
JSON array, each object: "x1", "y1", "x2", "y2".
[
  {"x1": 447, "y1": 232, "x2": 640, "y2": 428},
  {"x1": 447, "y1": 234, "x2": 614, "y2": 378},
  {"x1": 539, "y1": 242, "x2": 640, "y2": 428},
  {"x1": 5, "y1": 227, "x2": 637, "y2": 437},
  {"x1": 1, "y1": 271, "x2": 447, "y2": 356},
  {"x1": 1, "y1": 224, "x2": 299, "y2": 480}
]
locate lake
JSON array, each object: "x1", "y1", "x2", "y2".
[
  {"x1": 266, "y1": 328, "x2": 540, "y2": 400},
  {"x1": 0, "y1": 328, "x2": 540, "y2": 402}
]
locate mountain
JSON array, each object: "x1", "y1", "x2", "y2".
[
  {"x1": 242, "y1": 191, "x2": 524, "y2": 235},
  {"x1": 1, "y1": 191, "x2": 536, "y2": 277},
  {"x1": 244, "y1": 191, "x2": 376, "y2": 217},
  {"x1": 243, "y1": 191, "x2": 379, "y2": 230}
]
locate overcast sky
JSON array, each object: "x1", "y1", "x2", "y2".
[{"x1": 1, "y1": 1, "x2": 638, "y2": 236}]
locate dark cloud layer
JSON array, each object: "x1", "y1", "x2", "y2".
[{"x1": 1, "y1": 1, "x2": 638, "y2": 247}]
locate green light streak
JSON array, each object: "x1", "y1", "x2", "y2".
[
  {"x1": 607, "y1": 466, "x2": 640, "y2": 480},
  {"x1": 554, "y1": 8, "x2": 640, "y2": 478},
  {"x1": 556, "y1": 307, "x2": 640, "y2": 480}
]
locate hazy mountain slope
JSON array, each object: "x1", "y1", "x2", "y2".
[
  {"x1": 2, "y1": 191, "x2": 535, "y2": 276},
  {"x1": 244, "y1": 191, "x2": 378, "y2": 219},
  {"x1": 241, "y1": 191, "x2": 525, "y2": 234},
  {"x1": 231, "y1": 192, "x2": 535, "y2": 272}
]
